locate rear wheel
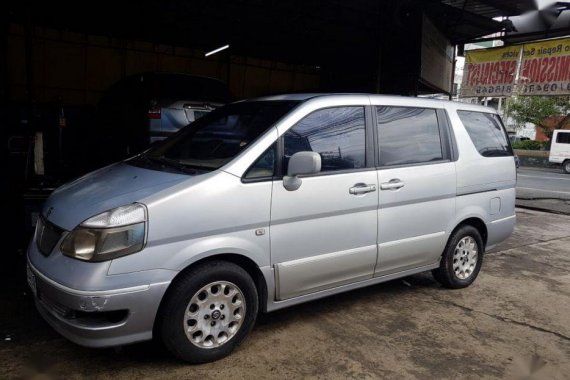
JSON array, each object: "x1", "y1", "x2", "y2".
[
  {"x1": 432, "y1": 225, "x2": 484, "y2": 289},
  {"x1": 157, "y1": 261, "x2": 258, "y2": 363},
  {"x1": 563, "y1": 160, "x2": 570, "y2": 174}
]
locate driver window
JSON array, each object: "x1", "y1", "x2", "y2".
[{"x1": 283, "y1": 107, "x2": 366, "y2": 173}]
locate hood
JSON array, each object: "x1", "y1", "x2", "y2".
[{"x1": 43, "y1": 163, "x2": 189, "y2": 230}]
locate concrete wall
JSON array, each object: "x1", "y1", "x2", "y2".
[
  {"x1": 4, "y1": 23, "x2": 320, "y2": 105},
  {"x1": 514, "y1": 149, "x2": 555, "y2": 168}
]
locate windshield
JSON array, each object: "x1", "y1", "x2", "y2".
[{"x1": 134, "y1": 100, "x2": 299, "y2": 173}]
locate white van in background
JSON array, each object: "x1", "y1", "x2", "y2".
[{"x1": 549, "y1": 130, "x2": 570, "y2": 174}]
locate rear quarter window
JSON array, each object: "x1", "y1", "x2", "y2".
[{"x1": 457, "y1": 111, "x2": 513, "y2": 157}]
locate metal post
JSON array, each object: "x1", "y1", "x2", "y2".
[
  {"x1": 226, "y1": 50, "x2": 231, "y2": 87},
  {"x1": 24, "y1": 1, "x2": 34, "y2": 105},
  {"x1": 375, "y1": 44, "x2": 382, "y2": 94},
  {"x1": 0, "y1": 10, "x2": 9, "y2": 103},
  {"x1": 449, "y1": 45, "x2": 457, "y2": 100},
  {"x1": 24, "y1": 1, "x2": 35, "y2": 181},
  {"x1": 375, "y1": 2, "x2": 382, "y2": 94}
]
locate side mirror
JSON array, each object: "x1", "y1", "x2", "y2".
[{"x1": 283, "y1": 151, "x2": 321, "y2": 191}]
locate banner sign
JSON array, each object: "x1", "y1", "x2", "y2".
[
  {"x1": 460, "y1": 37, "x2": 570, "y2": 98},
  {"x1": 519, "y1": 38, "x2": 570, "y2": 96},
  {"x1": 461, "y1": 45, "x2": 521, "y2": 97}
]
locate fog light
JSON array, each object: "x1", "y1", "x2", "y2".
[{"x1": 78, "y1": 296, "x2": 109, "y2": 311}]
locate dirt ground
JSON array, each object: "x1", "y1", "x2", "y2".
[{"x1": 1, "y1": 209, "x2": 569, "y2": 379}]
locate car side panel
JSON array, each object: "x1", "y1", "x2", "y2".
[
  {"x1": 446, "y1": 108, "x2": 516, "y2": 196},
  {"x1": 271, "y1": 172, "x2": 379, "y2": 300},
  {"x1": 375, "y1": 162, "x2": 456, "y2": 276},
  {"x1": 445, "y1": 105, "x2": 516, "y2": 249},
  {"x1": 108, "y1": 170, "x2": 273, "y2": 275}
]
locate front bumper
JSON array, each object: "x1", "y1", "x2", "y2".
[{"x1": 28, "y1": 261, "x2": 171, "y2": 348}]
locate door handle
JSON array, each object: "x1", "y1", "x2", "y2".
[
  {"x1": 349, "y1": 183, "x2": 377, "y2": 195},
  {"x1": 380, "y1": 179, "x2": 405, "y2": 190}
]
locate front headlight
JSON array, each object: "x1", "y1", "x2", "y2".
[{"x1": 61, "y1": 204, "x2": 147, "y2": 262}]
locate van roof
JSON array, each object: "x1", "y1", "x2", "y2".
[{"x1": 249, "y1": 93, "x2": 497, "y2": 114}]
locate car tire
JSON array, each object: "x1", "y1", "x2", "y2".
[
  {"x1": 157, "y1": 260, "x2": 258, "y2": 363},
  {"x1": 563, "y1": 160, "x2": 570, "y2": 174},
  {"x1": 432, "y1": 225, "x2": 484, "y2": 289}
]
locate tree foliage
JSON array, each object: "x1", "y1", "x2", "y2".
[
  {"x1": 511, "y1": 140, "x2": 547, "y2": 150},
  {"x1": 506, "y1": 96, "x2": 570, "y2": 138}
]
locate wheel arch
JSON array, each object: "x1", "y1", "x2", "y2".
[
  {"x1": 563, "y1": 159, "x2": 570, "y2": 174},
  {"x1": 451, "y1": 217, "x2": 488, "y2": 248},
  {"x1": 154, "y1": 253, "x2": 268, "y2": 336}
]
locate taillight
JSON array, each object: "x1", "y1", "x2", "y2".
[{"x1": 148, "y1": 107, "x2": 161, "y2": 119}]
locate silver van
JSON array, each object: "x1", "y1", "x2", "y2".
[{"x1": 27, "y1": 94, "x2": 516, "y2": 363}]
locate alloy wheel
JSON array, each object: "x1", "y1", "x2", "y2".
[
  {"x1": 184, "y1": 281, "x2": 246, "y2": 349},
  {"x1": 452, "y1": 236, "x2": 479, "y2": 280}
]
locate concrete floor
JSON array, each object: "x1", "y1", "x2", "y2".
[{"x1": 1, "y1": 209, "x2": 570, "y2": 379}]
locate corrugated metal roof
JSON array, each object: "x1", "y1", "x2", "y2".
[
  {"x1": 5, "y1": 0, "x2": 538, "y2": 62},
  {"x1": 441, "y1": 0, "x2": 536, "y2": 18},
  {"x1": 426, "y1": 0, "x2": 537, "y2": 43}
]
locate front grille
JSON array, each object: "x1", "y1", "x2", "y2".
[{"x1": 35, "y1": 217, "x2": 64, "y2": 256}]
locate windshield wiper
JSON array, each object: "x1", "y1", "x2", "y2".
[{"x1": 145, "y1": 155, "x2": 200, "y2": 174}]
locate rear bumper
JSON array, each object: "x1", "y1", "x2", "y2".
[
  {"x1": 28, "y1": 261, "x2": 171, "y2": 348},
  {"x1": 486, "y1": 214, "x2": 516, "y2": 250}
]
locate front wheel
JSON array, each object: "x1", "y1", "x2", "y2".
[
  {"x1": 563, "y1": 160, "x2": 570, "y2": 174},
  {"x1": 157, "y1": 261, "x2": 258, "y2": 363},
  {"x1": 432, "y1": 225, "x2": 484, "y2": 289}
]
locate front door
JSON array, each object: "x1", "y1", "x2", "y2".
[{"x1": 270, "y1": 105, "x2": 379, "y2": 300}]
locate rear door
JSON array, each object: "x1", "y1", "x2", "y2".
[
  {"x1": 270, "y1": 103, "x2": 379, "y2": 300},
  {"x1": 373, "y1": 106, "x2": 456, "y2": 276}
]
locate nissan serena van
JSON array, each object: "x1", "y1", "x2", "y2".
[{"x1": 27, "y1": 94, "x2": 516, "y2": 363}]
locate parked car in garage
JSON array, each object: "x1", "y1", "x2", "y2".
[
  {"x1": 95, "y1": 72, "x2": 232, "y2": 166},
  {"x1": 549, "y1": 129, "x2": 570, "y2": 173},
  {"x1": 27, "y1": 94, "x2": 516, "y2": 363}
]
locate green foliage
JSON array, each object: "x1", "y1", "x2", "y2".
[
  {"x1": 506, "y1": 96, "x2": 570, "y2": 138},
  {"x1": 511, "y1": 140, "x2": 547, "y2": 150}
]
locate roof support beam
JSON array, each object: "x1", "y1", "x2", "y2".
[{"x1": 465, "y1": 26, "x2": 570, "y2": 44}]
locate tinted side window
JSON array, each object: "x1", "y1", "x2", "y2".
[
  {"x1": 556, "y1": 132, "x2": 570, "y2": 144},
  {"x1": 244, "y1": 144, "x2": 276, "y2": 179},
  {"x1": 376, "y1": 107, "x2": 443, "y2": 166},
  {"x1": 457, "y1": 111, "x2": 513, "y2": 157},
  {"x1": 283, "y1": 107, "x2": 366, "y2": 173}
]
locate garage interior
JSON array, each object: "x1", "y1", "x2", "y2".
[
  {"x1": 4, "y1": 1, "x2": 570, "y2": 378},
  {"x1": 2, "y1": 0, "x2": 533, "y2": 250},
  {"x1": 3, "y1": 1, "x2": 533, "y2": 101}
]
